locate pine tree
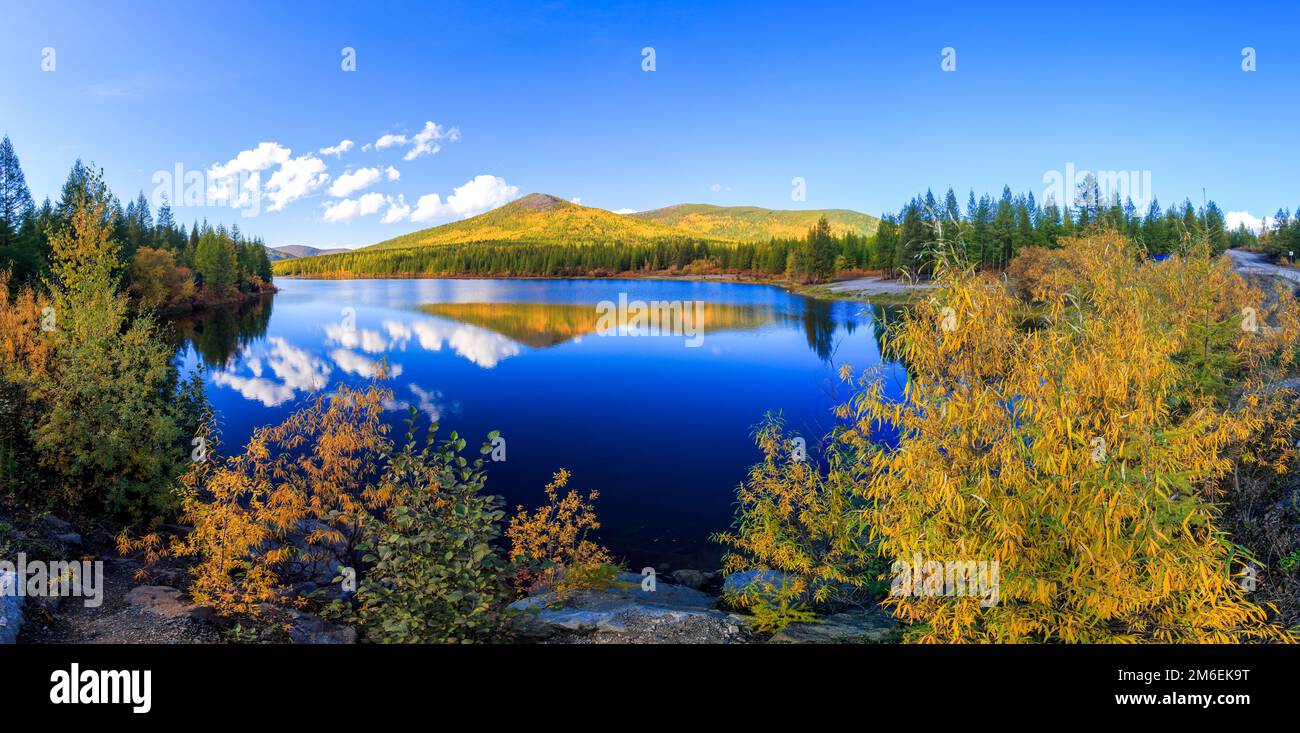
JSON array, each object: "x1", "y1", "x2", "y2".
[
  {"x1": 0, "y1": 135, "x2": 34, "y2": 230},
  {"x1": 155, "y1": 193, "x2": 176, "y2": 250},
  {"x1": 0, "y1": 135, "x2": 39, "y2": 281}
]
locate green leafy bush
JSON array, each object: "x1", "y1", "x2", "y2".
[{"x1": 346, "y1": 421, "x2": 514, "y2": 643}]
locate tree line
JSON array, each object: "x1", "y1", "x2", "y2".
[
  {"x1": 872, "y1": 185, "x2": 1247, "y2": 277},
  {"x1": 0, "y1": 135, "x2": 273, "y2": 311}
]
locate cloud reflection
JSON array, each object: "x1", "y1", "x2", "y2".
[{"x1": 210, "y1": 337, "x2": 331, "y2": 406}]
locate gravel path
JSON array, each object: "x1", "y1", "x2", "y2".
[{"x1": 1227, "y1": 249, "x2": 1300, "y2": 286}]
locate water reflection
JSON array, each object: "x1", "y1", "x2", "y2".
[
  {"x1": 420, "y1": 301, "x2": 779, "y2": 350},
  {"x1": 170, "y1": 290, "x2": 897, "y2": 397},
  {"x1": 168, "y1": 294, "x2": 274, "y2": 370},
  {"x1": 168, "y1": 278, "x2": 907, "y2": 567}
]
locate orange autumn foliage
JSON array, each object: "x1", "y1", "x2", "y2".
[
  {"x1": 120, "y1": 381, "x2": 392, "y2": 616},
  {"x1": 505, "y1": 468, "x2": 613, "y2": 596}
]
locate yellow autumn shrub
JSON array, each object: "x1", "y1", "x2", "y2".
[
  {"x1": 506, "y1": 468, "x2": 614, "y2": 597},
  {"x1": 837, "y1": 231, "x2": 1298, "y2": 642},
  {"x1": 713, "y1": 414, "x2": 882, "y2": 631}
]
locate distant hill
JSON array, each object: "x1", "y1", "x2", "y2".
[
  {"x1": 367, "y1": 193, "x2": 734, "y2": 251},
  {"x1": 631, "y1": 204, "x2": 878, "y2": 241},
  {"x1": 267, "y1": 245, "x2": 353, "y2": 260},
  {"x1": 272, "y1": 193, "x2": 880, "y2": 278}
]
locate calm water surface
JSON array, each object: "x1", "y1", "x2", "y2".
[{"x1": 173, "y1": 278, "x2": 906, "y2": 569}]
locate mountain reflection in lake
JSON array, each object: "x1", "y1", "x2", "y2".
[{"x1": 172, "y1": 278, "x2": 906, "y2": 569}]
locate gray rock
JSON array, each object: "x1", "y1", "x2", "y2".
[
  {"x1": 509, "y1": 572, "x2": 748, "y2": 644},
  {"x1": 1, "y1": 571, "x2": 24, "y2": 644},
  {"x1": 144, "y1": 567, "x2": 187, "y2": 588},
  {"x1": 722, "y1": 569, "x2": 797, "y2": 598},
  {"x1": 768, "y1": 608, "x2": 901, "y2": 644},
  {"x1": 124, "y1": 585, "x2": 204, "y2": 620},
  {"x1": 668, "y1": 569, "x2": 718, "y2": 590},
  {"x1": 288, "y1": 609, "x2": 357, "y2": 644},
  {"x1": 56, "y1": 532, "x2": 82, "y2": 547},
  {"x1": 39, "y1": 514, "x2": 75, "y2": 534}
]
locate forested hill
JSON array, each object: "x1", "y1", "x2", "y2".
[
  {"x1": 271, "y1": 193, "x2": 882, "y2": 278},
  {"x1": 631, "y1": 204, "x2": 879, "y2": 241},
  {"x1": 367, "y1": 193, "x2": 732, "y2": 250}
]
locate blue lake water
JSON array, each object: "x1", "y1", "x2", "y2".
[{"x1": 172, "y1": 277, "x2": 906, "y2": 570}]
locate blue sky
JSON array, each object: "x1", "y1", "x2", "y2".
[{"x1": 1, "y1": 0, "x2": 1296, "y2": 248}]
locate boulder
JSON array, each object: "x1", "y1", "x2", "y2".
[
  {"x1": 722, "y1": 569, "x2": 797, "y2": 598},
  {"x1": 287, "y1": 609, "x2": 357, "y2": 644},
  {"x1": 0, "y1": 571, "x2": 24, "y2": 644},
  {"x1": 124, "y1": 585, "x2": 204, "y2": 620},
  {"x1": 768, "y1": 608, "x2": 901, "y2": 644},
  {"x1": 668, "y1": 569, "x2": 718, "y2": 591},
  {"x1": 35, "y1": 515, "x2": 82, "y2": 548},
  {"x1": 38, "y1": 514, "x2": 75, "y2": 534},
  {"x1": 509, "y1": 572, "x2": 748, "y2": 644}
]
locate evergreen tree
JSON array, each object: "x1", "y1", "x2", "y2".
[
  {"x1": 0, "y1": 135, "x2": 34, "y2": 230},
  {"x1": 0, "y1": 135, "x2": 39, "y2": 282}
]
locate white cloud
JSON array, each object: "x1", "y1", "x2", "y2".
[
  {"x1": 210, "y1": 338, "x2": 331, "y2": 406},
  {"x1": 322, "y1": 192, "x2": 386, "y2": 223},
  {"x1": 392, "y1": 174, "x2": 518, "y2": 224},
  {"x1": 384, "y1": 317, "x2": 521, "y2": 368},
  {"x1": 407, "y1": 319, "x2": 521, "y2": 368},
  {"x1": 265, "y1": 154, "x2": 330, "y2": 212},
  {"x1": 405, "y1": 121, "x2": 459, "y2": 160},
  {"x1": 319, "y1": 139, "x2": 354, "y2": 157},
  {"x1": 210, "y1": 372, "x2": 296, "y2": 408},
  {"x1": 614, "y1": 208, "x2": 637, "y2": 215},
  {"x1": 382, "y1": 320, "x2": 412, "y2": 349},
  {"x1": 385, "y1": 166, "x2": 400, "y2": 181},
  {"x1": 374, "y1": 133, "x2": 407, "y2": 150},
  {"x1": 324, "y1": 323, "x2": 390, "y2": 353},
  {"x1": 206, "y1": 142, "x2": 292, "y2": 207},
  {"x1": 330, "y1": 348, "x2": 401, "y2": 378},
  {"x1": 571, "y1": 197, "x2": 582, "y2": 205},
  {"x1": 381, "y1": 195, "x2": 411, "y2": 224},
  {"x1": 328, "y1": 167, "x2": 385, "y2": 197},
  {"x1": 370, "y1": 121, "x2": 460, "y2": 161},
  {"x1": 210, "y1": 142, "x2": 291, "y2": 179},
  {"x1": 383, "y1": 383, "x2": 449, "y2": 421},
  {"x1": 1225, "y1": 210, "x2": 1276, "y2": 234}
]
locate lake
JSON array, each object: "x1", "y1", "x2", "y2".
[{"x1": 172, "y1": 277, "x2": 907, "y2": 570}]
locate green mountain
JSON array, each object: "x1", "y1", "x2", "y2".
[
  {"x1": 367, "y1": 193, "x2": 732, "y2": 250},
  {"x1": 631, "y1": 203, "x2": 879, "y2": 241},
  {"x1": 271, "y1": 194, "x2": 879, "y2": 278}
]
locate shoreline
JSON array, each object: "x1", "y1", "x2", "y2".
[{"x1": 272, "y1": 269, "x2": 932, "y2": 303}]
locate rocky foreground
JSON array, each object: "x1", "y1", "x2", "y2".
[{"x1": 4, "y1": 513, "x2": 899, "y2": 645}]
